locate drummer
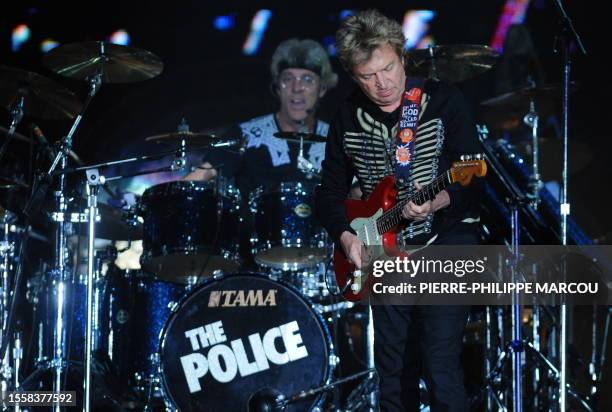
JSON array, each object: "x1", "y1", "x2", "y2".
[{"x1": 184, "y1": 38, "x2": 338, "y2": 194}]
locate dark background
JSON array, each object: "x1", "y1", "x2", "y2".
[
  {"x1": 2, "y1": 0, "x2": 609, "y2": 240},
  {"x1": 2, "y1": 1, "x2": 611, "y2": 409}
]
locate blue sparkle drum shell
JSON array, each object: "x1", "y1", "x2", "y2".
[
  {"x1": 159, "y1": 273, "x2": 334, "y2": 412},
  {"x1": 139, "y1": 181, "x2": 241, "y2": 283},
  {"x1": 250, "y1": 182, "x2": 329, "y2": 271}
]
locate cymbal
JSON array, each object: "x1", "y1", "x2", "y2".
[
  {"x1": 515, "y1": 137, "x2": 592, "y2": 181},
  {"x1": 145, "y1": 131, "x2": 217, "y2": 145},
  {"x1": 480, "y1": 83, "x2": 578, "y2": 131},
  {"x1": 96, "y1": 203, "x2": 142, "y2": 240},
  {"x1": 0, "y1": 65, "x2": 82, "y2": 119},
  {"x1": 406, "y1": 44, "x2": 499, "y2": 83},
  {"x1": 0, "y1": 125, "x2": 33, "y2": 144},
  {"x1": 274, "y1": 131, "x2": 327, "y2": 143},
  {"x1": 43, "y1": 41, "x2": 163, "y2": 83},
  {"x1": 0, "y1": 176, "x2": 28, "y2": 189}
]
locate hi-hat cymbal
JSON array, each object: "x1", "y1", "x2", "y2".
[
  {"x1": 480, "y1": 83, "x2": 579, "y2": 131},
  {"x1": 0, "y1": 65, "x2": 82, "y2": 119},
  {"x1": 274, "y1": 131, "x2": 327, "y2": 143},
  {"x1": 145, "y1": 131, "x2": 218, "y2": 145},
  {"x1": 406, "y1": 44, "x2": 499, "y2": 83},
  {"x1": 515, "y1": 137, "x2": 592, "y2": 181},
  {"x1": 43, "y1": 41, "x2": 163, "y2": 83}
]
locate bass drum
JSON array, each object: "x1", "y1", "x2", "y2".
[{"x1": 159, "y1": 273, "x2": 334, "y2": 412}]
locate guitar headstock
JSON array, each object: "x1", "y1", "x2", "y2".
[{"x1": 450, "y1": 154, "x2": 487, "y2": 186}]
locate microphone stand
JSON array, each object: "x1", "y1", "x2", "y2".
[{"x1": 551, "y1": 1, "x2": 586, "y2": 410}]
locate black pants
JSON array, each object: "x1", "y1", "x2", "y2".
[
  {"x1": 372, "y1": 227, "x2": 477, "y2": 412},
  {"x1": 372, "y1": 304, "x2": 469, "y2": 412}
]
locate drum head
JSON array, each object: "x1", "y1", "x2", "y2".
[{"x1": 159, "y1": 273, "x2": 332, "y2": 412}]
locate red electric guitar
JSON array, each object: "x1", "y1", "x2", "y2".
[{"x1": 334, "y1": 155, "x2": 487, "y2": 301}]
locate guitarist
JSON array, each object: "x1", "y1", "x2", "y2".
[{"x1": 315, "y1": 10, "x2": 483, "y2": 412}]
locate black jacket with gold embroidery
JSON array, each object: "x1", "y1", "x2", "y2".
[{"x1": 315, "y1": 80, "x2": 483, "y2": 246}]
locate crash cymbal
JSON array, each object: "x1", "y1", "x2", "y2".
[
  {"x1": 95, "y1": 203, "x2": 142, "y2": 240},
  {"x1": 515, "y1": 137, "x2": 592, "y2": 181},
  {"x1": 406, "y1": 44, "x2": 499, "y2": 83},
  {"x1": 481, "y1": 83, "x2": 579, "y2": 108},
  {"x1": 145, "y1": 131, "x2": 217, "y2": 145},
  {"x1": 0, "y1": 65, "x2": 82, "y2": 119},
  {"x1": 274, "y1": 131, "x2": 327, "y2": 143},
  {"x1": 43, "y1": 41, "x2": 163, "y2": 83},
  {"x1": 480, "y1": 83, "x2": 579, "y2": 131}
]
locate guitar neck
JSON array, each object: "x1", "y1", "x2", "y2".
[{"x1": 376, "y1": 170, "x2": 452, "y2": 235}]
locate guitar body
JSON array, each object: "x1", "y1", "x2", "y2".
[
  {"x1": 334, "y1": 176, "x2": 400, "y2": 301},
  {"x1": 332, "y1": 157, "x2": 487, "y2": 301}
]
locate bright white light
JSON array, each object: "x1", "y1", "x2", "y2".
[
  {"x1": 243, "y1": 9, "x2": 272, "y2": 56},
  {"x1": 402, "y1": 10, "x2": 436, "y2": 50},
  {"x1": 109, "y1": 29, "x2": 130, "y2": 46}
]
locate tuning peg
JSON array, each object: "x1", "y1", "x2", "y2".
[{"x1": 475, "y1": 153, "x2": 483, "y2": 160}]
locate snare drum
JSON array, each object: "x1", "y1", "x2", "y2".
[
  {"x1": 249, "y1": 182, "x2": 328, "y2": 271},
  {"x1": 139, "y1": 181, "x2": 241, "y2": 283},
  {"x1": 159, "y1": 273, "x2": 334, "y2": 412}
]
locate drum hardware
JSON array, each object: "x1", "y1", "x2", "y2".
[
  {"x1": 0, "y1": 64, "x2": 83, "y2": 163},
  {"x1": 247, "y1": 368, "x2": 376, "y2": 412},
  {"x1": 480, "y1": 83, "x2": 578, "y2": 133},
  {"x1": 404, "y1": 44, "x2": 499, "y2": 83},
  {"x1": 5, "y1": 40, "x2": 165, "y2": 411},
  {"x1": 274, "y1": 131, "x2": 327, "y2": 144},
  {"x1": 0, "y1": 95, "x2": 24, "y2": 164}
]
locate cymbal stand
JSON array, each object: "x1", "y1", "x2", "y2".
[
  {"x1": 83, "y1": 169, "x2": 102, "y2": 412},
  {"x1": 0, "y1": 95, "x2": 25, "y2": 163},
  {"x1": 0, "y1": 212, "x2": 16, "y2": 395},
  {"x1": 551, "y1": 1, "x2": 586, "y2": 409},
  {"x1": 171, "y1": 118, "x2": 190, "y2": 172},
  {"x1": 296, "y1": 121, "x2": 317, "y2": 178},
  {"x1": 522, "y1": 96, "x2": 541, "y2": 208},
  {"x1": 19, "y1": 71, "x2": 102, "y2": 412},
  {"x1": 426, "y1": 45, "x2": 439, "y2": 81}
]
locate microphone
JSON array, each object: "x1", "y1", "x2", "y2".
[
  {"x1": 247, "y1": 388, "x2": 286, "y2": 412},
  {"x1": 212, "y1": 138, "x2": 246, "y2": 154},
  {"x1": 31, "y1": 123, "x2": 56, "y2": 160}
]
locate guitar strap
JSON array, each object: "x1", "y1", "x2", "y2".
[{"x1": 394, "y1": 77, "x2": 425, "y2": 183}]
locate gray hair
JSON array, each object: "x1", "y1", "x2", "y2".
[
  {"x1": 336, "y1": 9, "x2": 405, "y2": 72},
  {"x1": 270, "y1": 38, "x2": 338, "y2": 90}
]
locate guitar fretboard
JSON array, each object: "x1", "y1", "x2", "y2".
[{"x1": 375, "y1": 170, "x2": 452, "y2": 235}]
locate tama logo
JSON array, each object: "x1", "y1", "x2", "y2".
[{"x1": 208, "y1": 289, "x2": 278, "y2": 307}]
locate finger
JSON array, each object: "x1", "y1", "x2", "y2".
[{"x1": 414, "y1": 181, "x2": 423, "y2": 191}]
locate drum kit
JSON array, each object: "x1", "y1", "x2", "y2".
[
  {"x1": 1, "y1": 35, "x2": 602, "y2": 411},
  {"x1": 0, "y1": 41, "x2": 370, "y2": 411}
]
